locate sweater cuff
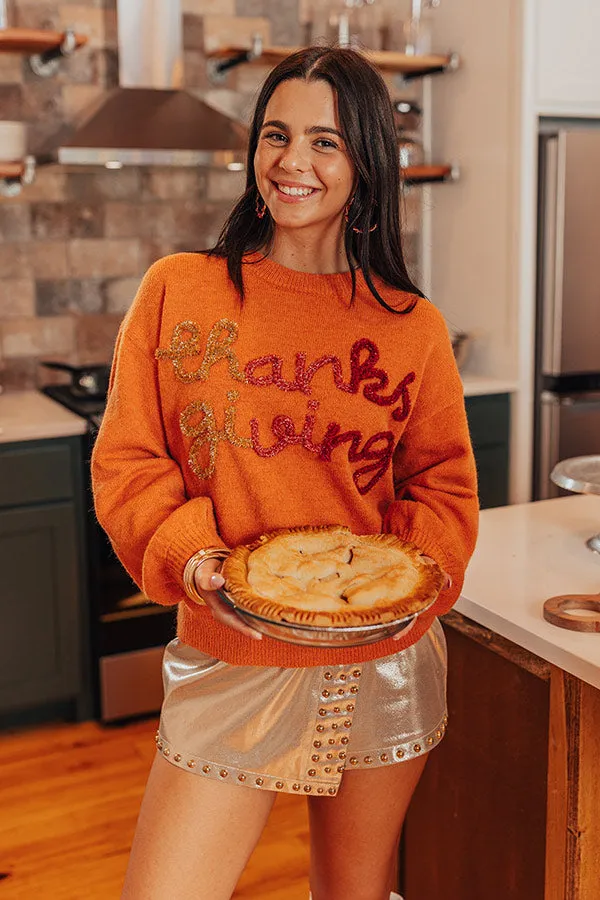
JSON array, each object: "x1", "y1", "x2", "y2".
[{"x1": 141, "y1": 498, "x2": 227, "y2": 604}]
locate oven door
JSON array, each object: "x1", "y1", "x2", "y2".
[
  {"x1": 85, "y1": 431, "x2": 178, "y2": 721},
  {"x1": 100, "y1": 645, "x2": 168, "y2": 722}
]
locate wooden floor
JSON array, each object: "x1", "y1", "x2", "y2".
[{"x1": 0, "y1": 716, "x2": 310, "y2": 899}]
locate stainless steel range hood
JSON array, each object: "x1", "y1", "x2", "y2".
[{"x1": 57, "y1": 0, "x2": 247, "y2": 168}]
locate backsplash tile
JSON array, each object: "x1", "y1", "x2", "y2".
[
  {"x1": 2, "y1": 315, "x2": 76, "y2": 359},
  {"x1": 30, "y1": 203, "x2": 71, "y2": 239},
  {"x1": 0, "y1": 55, "x2": 23, "y2": 85},
  {"x1": 28, "y1": 241, "x2": 70, "y2": 279},
  {"x1": 36, "y1": 278, "x2": 104, "y2": 316},
  {"x1": 73, "y1": 313, "x2": 122, "y2": 361},
  {"x1": 66, "y1": 238, "x2": 142, "y2": 278},
  {"x1": 0, "y1": 84, "x2": 23, "y2": 119},
  {"x1": 103, "y1": 277, "x2": 143, "y2": 314},
  {"x1": 0, "y1": 245, "x2": 31, "y2": 279},
  {"x1": 0, "y1": 206, "x2": 31, "y2": 242},
  {"x1": 0, "y1": 279, "x2": 36, "y2": 319}
]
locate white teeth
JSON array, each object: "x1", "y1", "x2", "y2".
[{"x1": 278, "y1": 184, "x2": 315, "y2": 196}]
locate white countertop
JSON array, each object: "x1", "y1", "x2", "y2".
[
  {"x1": 0, "y1": 390, "x2": 86, "y2": 443},
  {"x1": 458, "y1": 495, "x2": 600, "y2": 690},
  {"x1": 460, "y1": 374, "x2": 519, "y2": 397}
]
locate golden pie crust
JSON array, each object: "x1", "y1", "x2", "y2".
[{"x1": 221, "y1": 525, "x2": 444, "y2": 628}]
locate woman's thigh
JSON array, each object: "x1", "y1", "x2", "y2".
[
  {"x1": 121, "y1": 753, "x2": 276, "y2": 900},
  {"x1": 308, "y1": 754, "x2": 428, "y2": 900}
]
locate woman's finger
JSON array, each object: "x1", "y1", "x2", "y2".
[
  {"x1": 392, "y1": 617, "x2": 416, "y2": 641},
  {"x1": 191, "y1": 558, "x2": 263, "y2": 640},
  {"x1": 421, "y1": 555, "x2": 452, "y2": 590},
  {"x1": 193, "y1": 559, "x2": 224, "y2": 592},
  {"x1": 203, "y1": 592, "x2": 263, "y2": 640}
]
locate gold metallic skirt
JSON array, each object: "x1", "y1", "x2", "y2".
[{"x1": 156, "y1": 619, "x2": 448, "y2": 797}]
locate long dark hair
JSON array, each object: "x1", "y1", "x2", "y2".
[{"x1": 209, "y1": 46, "x2": 423, "y2": 313}]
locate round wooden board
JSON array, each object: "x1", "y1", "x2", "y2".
[{"x1": 543, "y1": 593, "x2": 600, "y2": 632}]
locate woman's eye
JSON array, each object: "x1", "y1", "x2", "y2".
[
  {"x1": 315, "y1": 138, "x2": 338, "y2": 150},
  {"x1": 264, "y1": 132, "x2": 287, "y2": 143}
]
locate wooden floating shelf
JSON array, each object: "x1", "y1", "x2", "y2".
[
  {"x1": 0, "y1": 160, "x2": 26, "y2": 179},
  {"x1": 402, "y1": 164, "x2": 453, "y2": 184},
  {"x1": 208, "y1": 45, "x2": 456, "y2": 78},
  {"x1": 0, "y1": 27, "x2": 88, "y2": 55}
]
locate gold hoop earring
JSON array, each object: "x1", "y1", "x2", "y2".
[
  {"x1": 344, "y1": 196, "x2": 377, "y2": 233},
  {"x1": 343, "y1": 195, "x2": 354, "y2": 223},
  {"x1": 255, "y1": 194, "x2": 267, "y2": 219},
  {"x1": 353, "y1": 222, "x2": 378, "y2": 234}
]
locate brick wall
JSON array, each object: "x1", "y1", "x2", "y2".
[{"x1": 0, "y1": 0, "x2": 419, "y2": 390}]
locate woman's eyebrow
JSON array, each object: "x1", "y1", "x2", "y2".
[
  {"x1": 262, "y1": 119, "x2": 288, "y2": 131},
  {"x1": 306, "y1": 125, "x2": 343, "y2": 138},
  {"x1": 261, "y1": 120, "x2": 343, "y2": 139}
]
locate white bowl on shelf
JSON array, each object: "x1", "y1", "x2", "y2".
[
  {"x1": 0, "y1": 122, "x2": 27, "y2": 163},
  {"x1": 451, "y1": 331, "x2": 472, "y2": 371}
]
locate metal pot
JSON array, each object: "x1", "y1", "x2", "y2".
[
  {"x1": 40, "y1": 361, "x2": 111, "y2": 398},
  {"x1": 450, "y1": 332, "x2": 472, "y2": 371},
  {"x1": 397, "y1": 134, "x2": 424, "y2": 169},
  {"x1": 393, "y1": 100, "x2": 422, "y2": 133}
]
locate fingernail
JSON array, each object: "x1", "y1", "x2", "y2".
[
  {"x1": 252, "y1": 632, "x2": 262, "y2": 640},
  {"x1": 210, "y1": 574, "x2": 225, "y2": 588}
]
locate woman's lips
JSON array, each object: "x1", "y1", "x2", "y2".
[{"x1": 271, "y1": 181, "x2": 320, "y2": 203}]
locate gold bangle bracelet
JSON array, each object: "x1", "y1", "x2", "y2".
[{"x1": 182, "y1": 547, "x2": 229, "y2": 605}]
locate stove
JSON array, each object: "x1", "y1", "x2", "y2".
[
  {"x1": 42, "y1": 384, "x2": 105, "y2": 419},
  {"x1": 42, "y1": 385, "x2": 176, "y2": 722}
]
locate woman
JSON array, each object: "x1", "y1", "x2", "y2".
[{"x1": 92, "y1": 46, "x2": 478, "y2": 900}]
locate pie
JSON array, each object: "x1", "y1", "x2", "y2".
[{"x1": 221, "y1": 525, "x2": 444, "y2": 628}]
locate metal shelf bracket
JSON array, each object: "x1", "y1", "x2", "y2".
[
  {"x1": 448, "y1": 162, "x2": 461, "y2": 182},
  {"x1": 398, "y1": 50, "x2": 460, "y2": 82},
  {"x1": 0, "y1": 155, "x2": 36, "y2": 198},
  {"x1": 29, "y1": 28, "x2": 77, "y2": 78},
  {"x1": 207, "y1": 33, "x2": 264, "y2": 84}
]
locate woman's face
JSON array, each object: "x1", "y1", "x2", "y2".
[{"x1": 254, "y1": 78, "x2": 355, "y2": 233}]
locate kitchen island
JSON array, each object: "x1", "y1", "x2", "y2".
[{"x1": 401, "y1": 495, "x2": 600, "y2": 900}]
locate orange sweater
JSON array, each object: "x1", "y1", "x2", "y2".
[{"x1": 92, "y1": 252, "x2": 478, "y2": 667}]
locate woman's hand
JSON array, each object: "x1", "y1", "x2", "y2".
[
  {"x1": 392, "y1": 616, "x2": 417, "y2": 641},
  {"x1": 193, "y1": 559, "x2": 263, "y2": 641},
  {"x1": 392, "y1": 556, "x2": 451, "y2": 642},
  {"x1": 421, "y1": 555, "x2": 452, "y2": 590}
]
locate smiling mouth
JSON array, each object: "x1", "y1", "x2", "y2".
[{"x1": 274, "y1": 182, "x2": 318, "y2": 197}]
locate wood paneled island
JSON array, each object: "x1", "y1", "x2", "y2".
[{"x1": 401, "y1": 496, "x2": 600, "y2": 900}]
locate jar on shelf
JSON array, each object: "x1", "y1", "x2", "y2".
[
  {"x1": 300, "y1": 0, "x2": 331, "y2": 45},
  {"x1": 0, "y1": 122, "x2": 27, "y2": 163},
  {"x1": 380, "y1": 0, "x2": 441, "y2": 53},
  {"x1": 403, "y1": 0, "x2": 441, "y2": 55},
  {"x1": 303, "y1": 0, "x2": 384, "y2": 51},
  {"x1": 379, "y1": 0, "x2": 407, "y2": 52}
]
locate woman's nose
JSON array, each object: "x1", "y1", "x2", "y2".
[{"x1": 279, "y1": 140, "x2": 310, "y2": 172}]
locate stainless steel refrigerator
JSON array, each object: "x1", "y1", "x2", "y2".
[{"x1": 534, "y1": 128, "x2": 600, "y2": 500}]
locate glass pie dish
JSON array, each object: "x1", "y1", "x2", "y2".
[{"x1": 216, "y1": 586, "x2": 439, "y2": 647}]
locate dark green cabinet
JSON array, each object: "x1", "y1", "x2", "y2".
[
  {"x1": 0, "y1": 437, "x2": 90, "y2": 722},
  {"x1": 465, "y1": 393, "x2": 510, "y2": 509}
]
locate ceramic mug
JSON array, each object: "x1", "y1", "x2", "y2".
[{"x1": 0, "y1": 121, "x2": 27, "y2": 163}]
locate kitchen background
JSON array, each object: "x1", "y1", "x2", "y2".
[{"x1": 0, "y1": 0, "x2": 421, "y2": 391}]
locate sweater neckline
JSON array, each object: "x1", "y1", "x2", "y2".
[{"x1": 243, "y1": 252, "x2": 363, "y2": 297}]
